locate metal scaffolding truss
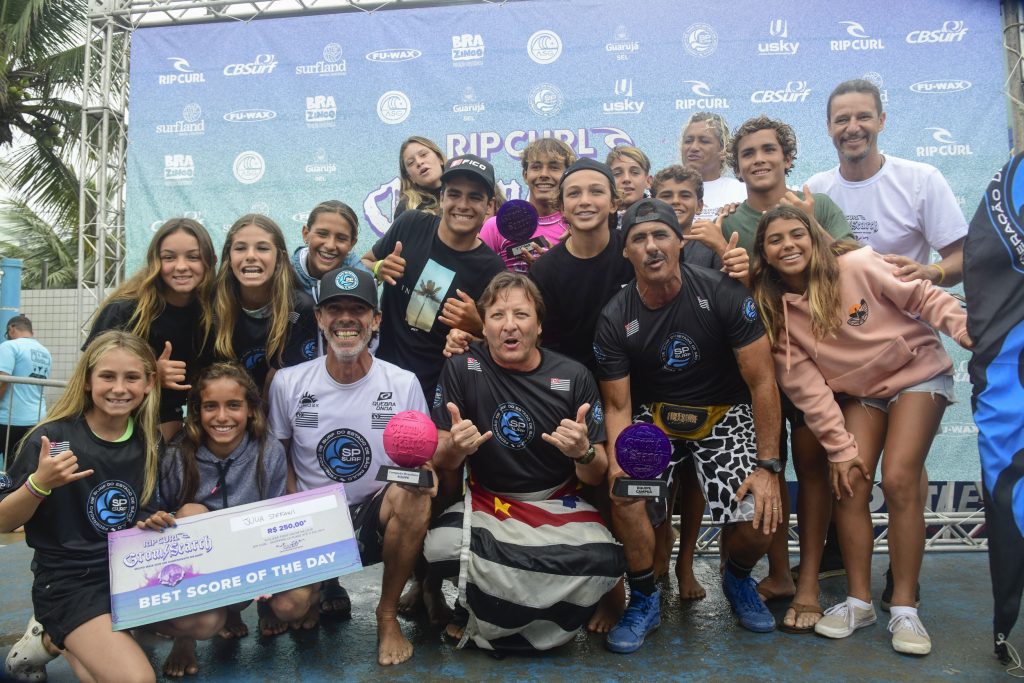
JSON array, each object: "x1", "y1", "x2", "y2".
[{"x1": 73, "y1": 0, "x2": 502, "y2": 334}]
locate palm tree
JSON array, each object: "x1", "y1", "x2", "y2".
[
  {"x1": 1, "y1": 0, "x2": 88, "y2": 283},
  {"x1": 414, "y1": 279, "x2": 443, "y2": 324}
]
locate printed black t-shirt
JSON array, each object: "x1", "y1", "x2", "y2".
[
  {"x1": 0, "y1": 416, "x2": 152, "y2": 570},
  {"x1": 230, "y1": 290, "x2": 320, "y2": 393},
  {"x1": 372, "y1": 210, "x2": 505, "y2": 398},
  {"x1": 593, "y1": 263, "x2": 765, "y2": 406},
  {"x1": 528, "y1": 229, "x2": 634, "y2": 373},
  {"x1": 431, "y1": 342, "x2": 605, "y2": 494},
  {"x1": 85, "y1": 298, "x2": 215, "y2": 422}
]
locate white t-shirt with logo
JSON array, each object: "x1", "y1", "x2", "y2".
[
  {"x1": 268, "y1": 355, "x2": 428, "y2": 505},
  {"x1": 805, "y1": 156, "x2": 967, "y2": 265},
  {"x1": 697, "y1": 176, "x2": 747, "y2": 221}
]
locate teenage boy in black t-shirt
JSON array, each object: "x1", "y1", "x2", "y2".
[
  {"x1": 595, "y1": 198, "x2": 782, "y2": 652},
  {"x1": 363, "y1": 154, "x2": 505, "y2": 400}
]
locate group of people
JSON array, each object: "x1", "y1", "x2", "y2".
[{"x1": 0, "y1": 77, "x2": 974, "y2": 680}]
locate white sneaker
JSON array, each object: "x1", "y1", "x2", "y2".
[
  {"x1": 889, "y1": 612, "x2": 932, "y2": 655},
  {"x1": 4, "y1": 616, "x2": 57, "y2": 682},
  {"x1": 814, "y1": 598, "x2": 877, "y2": 639}
]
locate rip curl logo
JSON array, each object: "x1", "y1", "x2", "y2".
[
  {"x1": 432, "y1": 384, "x2": 443, "y2": 409},
  {"x1": 87, "y1": 480, "x2": 138, "y2": 532},
  {"x1": 492, "y1": 402, "x2": 535, "y2": 450},
  {"x1": 335, "y1": 270, "x2": 358, "y2": 290},
  {"x1": 241, "y1": 347, "x2": 266, "y2": 370},
  {"x1": 317, "y1": 428, "x2": 372, "y2": 482},
  {"x1": 742, "y1": 297, "x2": 758, "y2": 322},
  {"x1": 847, "y1": 299, "x2": 869, "y2": 326},
  {"x1": 661, "y1": 332, "x2": 701, "y2": 371}
]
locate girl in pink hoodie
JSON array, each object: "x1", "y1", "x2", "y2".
[{"x1": 751, "y1": 205, "x2": 972, "y2": 656}]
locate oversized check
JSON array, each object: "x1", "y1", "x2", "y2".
[{"x1": 108, "y1": 484, "x2": 361, "y2": 630}]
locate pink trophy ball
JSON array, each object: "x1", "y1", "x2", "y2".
[{"x1": 382, "y1": 411, "x2": 438, "y2": 468}]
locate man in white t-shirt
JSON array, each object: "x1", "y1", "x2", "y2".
[
  {"x1": 806, "y1": 78, "x2": 967, "y2": 285},
  {"x1": 268, "y1": 267, "x2": 435, "y2": 667}
]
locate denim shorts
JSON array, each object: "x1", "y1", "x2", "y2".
[{"x1": 846, "y1": 373, "x2": 955, "y2": 414}]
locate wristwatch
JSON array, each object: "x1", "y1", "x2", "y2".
[
  {"x1": 577, "y1": 444, "x2": 597, "y2": 465},
  {"x1": 754, "y1": 458, "x2": 782, "y2": 474}
]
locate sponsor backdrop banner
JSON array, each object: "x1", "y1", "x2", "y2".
[{"x1": 125, "y1": 0, "x2": 1004, "y2": 481}]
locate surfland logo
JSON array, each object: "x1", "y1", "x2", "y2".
[
  {"x1": 159, "y1": 57, "x2": 206, "y2": 85},
  {"x1": 830, "y1": 21, "x2": 884, "y2": 51},
  {"x1": 155, "y1": 103, "x2": 204, "y2": 135},
  {"x1": 223, "y1": 109, "x2": 276, "y2": 123},
  {"x1": 916, "y1": 127, "x2": 973, "y2": 158},
  {"x1": 366, "y1": 48, "x2": 421, "y2": 63},
  {"x1": 676, "y1": 80, "x2": 730, "y2": 110},
  {"x1": 758, "y1": 19, "x2": 798, "y2": 56},
  {"x1": 296, "y1": 43, "x2": 347, "y2": 76},
  {"x1": 909, "y1": 79, "x2": 972, "y2": 94},
  {"x1": 223, "y1": 54, "x2": 278, "y2": 77}
]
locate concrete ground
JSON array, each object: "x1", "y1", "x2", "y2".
[{"x1": 0, "y1": 531, "x2": 1014, "y2": 682}]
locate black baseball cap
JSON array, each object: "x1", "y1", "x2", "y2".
[
  {"x1": 559, "y1": 157, "x2": 617, "y2": 193},
  {"x1": 317, "y1": 267, "x2": 378, "y2": 310},
  {"x1": 620, "y1": 198, "x2": 683, "y2": 239},
  {"x1": 440, "y1": 154, "x2": 495, "y2": 196}
]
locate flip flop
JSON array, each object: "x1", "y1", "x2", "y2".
[{"x1": 778, "y1": 602, "x2": 822, "y2": 634}]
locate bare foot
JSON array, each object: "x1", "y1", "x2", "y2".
[
  {"x1": 162, "y1": 637, "x2": 199, "y2": 678},
  {"x1": 397, "y1": 580, "x2": 424, "y2": 618},
  {"x1": 782, "y1": 602, "x2": 822, "y2": 631},
  {"x1": 756, "y1": 575, "x2": 796, "y2": 603},
  {"x1": 652, "y1": 523, "x2": 679, "y2": 581},
  {"x1": 588, "y1": 578, "x2": 624, "y2": 633},
  {"x1": 674, "y1": 563, "x2": 707, "y2": 600},
  {"x1": 257, "y1": 602, "x2": 289, "y2": 637},
  {"x1": 218, "y1": 610, "x2": 249, "y2": 639},
  {"x1": 290, "y1": 603, "x2": 319, "y2": 631},
  {"x1": 377, "y1": 612, "x2": 413, "y2": 666},
  {"x1": 422, "y1": 582, "x2": 453, "y2": 626},
  {"x1": 444, "y1": 622, "x2": 465, "y2": 642}
]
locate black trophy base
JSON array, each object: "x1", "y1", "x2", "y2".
[
  {"x1": 376, "y1": 465, "x2": 433, "y2": 487},
  {"x1": 613, "y1": 477, "x2": 667, "y2": 498}
]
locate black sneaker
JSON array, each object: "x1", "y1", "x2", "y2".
[{"x1": 880, "y1": 566, "x2": 921, "y2": 612}]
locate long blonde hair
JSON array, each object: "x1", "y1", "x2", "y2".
[
  {"x1": 213, "y1": 214, "x2": 296, "y2": 366},
  {"x1": 751, "y1": 205, "x2": 860, "y2": 347},
  {"x1": 101, "y1": 219, "x2": 216, "y2": 346},
  {"x1": 37, "y1": 331, "x2": 160, "y2": 504},
  {"x1": 398, "y1": 136, "x2": 445, "y2": 216}
]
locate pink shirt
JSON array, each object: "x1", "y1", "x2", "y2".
[{"x1": 479, "y1": 211, "x2": 568, "y2": 272}]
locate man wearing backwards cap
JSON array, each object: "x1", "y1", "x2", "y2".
[
  {"x1": 593, "y1": 198, "x2": 783, "y2": 651},
  {"x1": 362, "y1": 153, "x2": 505, "y2": 401},
  {"x1": 268, "y1": 267, "x2": 435, "y2": 666}
]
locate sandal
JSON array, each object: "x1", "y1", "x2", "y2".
[
  {"x1": 319, "y1": 578, "x2": 352, "y2": 619},
  {"x1": 778, "y1": 602, "x2": 823, "y2": 634}
]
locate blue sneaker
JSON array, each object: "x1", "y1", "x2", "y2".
[
  {"x1": 606, "y1": 589, "x2": 661, "y2": 653},
  {"x1": 722, "y1": 572, "x2": 776, "y2": 633}
]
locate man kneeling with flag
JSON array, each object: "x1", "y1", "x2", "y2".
[{"x1": 424, "y1": 272, "x2": 625, "y2": 652}]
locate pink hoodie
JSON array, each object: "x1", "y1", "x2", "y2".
[{"x1": 773, "y1": 247, "x2": 968, "y2": 463}]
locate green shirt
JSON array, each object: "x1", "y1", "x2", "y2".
[{"x1": 721, "y1": 191, "x2": 855, "y2": 258}]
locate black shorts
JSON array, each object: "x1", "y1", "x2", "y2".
[
  {"x1": 32, "y1": 564, "x2": 110, "y2": 650},
  {"x1": 349, "y1": 486, "x2": 388, "y2": 567}
]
